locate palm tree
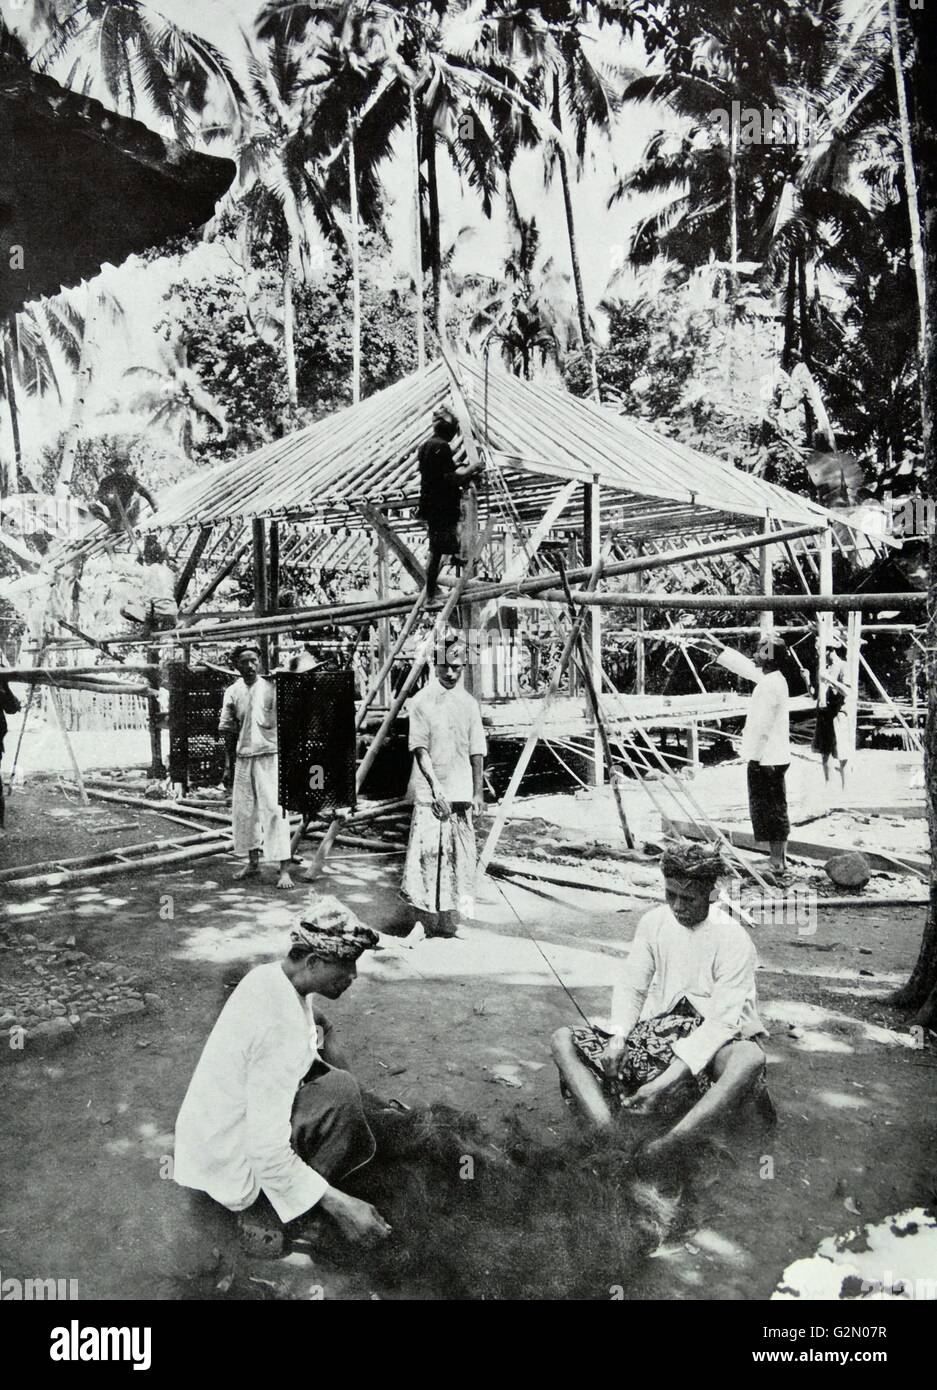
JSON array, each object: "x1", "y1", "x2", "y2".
[
  {"x1": 1, "y1": 298, "x2": 84, "y2": 492},
  {"x1": 56, "y1": 278, "x2": 126, "y2": 495},
  {"x1": 121, "y1": 338, "x2": 227, "y2": 455},
  {"x1": 217, "y1": 33, "x2": 345, "y2": 415},
  {"x1": 35, "y1": 0, "x2": 243, "y2": 146}
]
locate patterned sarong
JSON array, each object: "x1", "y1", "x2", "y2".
[
  {"x1": 569, "y1": 997, "x2": 713, "y2": 1107},
  {"x1": 400, "y1": 802, "x2": 477, "y2": 916}
]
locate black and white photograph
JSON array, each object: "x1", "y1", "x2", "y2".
[{"x1": 0, "y1": 0, "x2": 935, "y2": 1348}]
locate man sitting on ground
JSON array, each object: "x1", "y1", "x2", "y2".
[
  {"x1": 173, "y1": 898, "x2": 392, "y2": 1248},
  {"x1": 551, "y1": 844, "x2": 772, "y2": 1166}
]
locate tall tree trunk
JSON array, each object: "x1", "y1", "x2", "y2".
[
  {"x1": 409, "y1": 88, "x2": 426, "y2": 370},
  {"x1": 552, "y1": 74, "x2": 598, "y2": 400},
  {"x1": 797, "y1": 245, "x2": 816, "y2": 444},
  {"x1": 726, "y1": 97, "x2": 739, "y2": 394},
  {"x1": 892, "y1": 0, "x2": 937, "y2": 1026},
  {"x1": 282, "y1": 261, "x2": 297, "y2": 415},
  {"x1": 57, "y1": 292, "x2": 97, "y2": 496},
  {"x1": 887, "y1": 0, "x2": 927, "y2": 353},
  {"x1": 349, "y1": 114, "x2": 361, "y2": 405},
  {"x1": 2, "y1": 319, "x2": 21, "y2": 492},
  {"x1": 782, "y1": 251, "x2": 798, "y2": 371},
  {"x1": 423, "y1": 111, "x2": 442, "y2": 343}
]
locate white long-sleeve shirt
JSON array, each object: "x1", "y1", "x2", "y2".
[
  {"x1": 173, "y1": 962, "x2": 328, "y2": 1222},
  {"x1": 716, "y1": 647, "x2": 790, "y2": 765},
  {"x1": 607, "y1": 903, "x2": 766, "y2": 1077},
  {"x1": 219, "y1": 676, "x2": 279, "y2": 758}
]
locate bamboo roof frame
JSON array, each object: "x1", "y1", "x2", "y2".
[{"x1": 59, "y1": 357, "x2": 885, "y2": 565}]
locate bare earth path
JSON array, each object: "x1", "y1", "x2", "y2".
[{"x1": 1, "y1": 784, "x2": 934, "y2": 1300}]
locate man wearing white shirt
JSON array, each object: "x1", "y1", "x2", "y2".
[
  {"x1": 551, "y1": 844, "x2": 771, "y2": 1164},
  {"x1": 173, "y1": 897, "x2": 391, "y2": 1248},
  {"x1": 219, "y1": 643, "x2": 294, "y2": 890},
  {"x1": 400, "y1": 636, "x2": 487, "y2": 937},
  {"x1": 705, "y1": 633, "x2": 793, "y2": 876}
]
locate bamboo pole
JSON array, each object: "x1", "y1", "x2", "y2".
[
  {"x1": 557, "y1": 557, "x2": 633, "y2": 847},
  {"x1": 170, "y1": 523, "x2": 848, "y2": 642},
  {"x1": 530, "y1": 590, "x2": 926, "y2": 614},
  {"x1": 476, "y1": 550, "x2": 606, "y2": 881},
  {"x1": 356, "y1": 587, "x2": 427, "y2": 730},
  {"x1": 5, "y1": 838, "x2": 233, "y2": 891},
  {"x1": 0, "y1": 827, "x2": 230, "y2": 882},
  {"x1": 301, "y1": 531, "x2": 487, "y2": 882},
  {"x1": 45, "y1": 685, "x2": 89, "y2": 806}
]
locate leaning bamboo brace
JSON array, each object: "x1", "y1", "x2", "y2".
[
  {"x1": 552, "y1": 844, "x2": 776, "y2": 1167},
  {"x1": 220, "y1": 642, "x2": 294, "y2": 890}
]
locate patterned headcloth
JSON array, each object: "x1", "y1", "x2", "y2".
[
  {"x1": 660, "y1": 842, "x2": 727, "y2": 884},
  {"x1": 290, "y1": 895, "x2": 379, "y2": 963}
]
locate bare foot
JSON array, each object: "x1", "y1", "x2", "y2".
[
  {"x1": 234, "y1": 864, "x2": 261, "y2": 881},
  {"x1": 276, "y1": 871, "x2": 295, "y2": 890}
]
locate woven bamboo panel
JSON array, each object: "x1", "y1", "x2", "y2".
[
  {"x1": 167, "y1": 663, "x2": 230, "y2": 790},
  {"x1": 276, "y1": 668, "x2": 356, "y2": 818}
]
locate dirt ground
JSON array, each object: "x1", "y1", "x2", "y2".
[{"x1": 1, "y1": 780, "x2": 935, "y2": 1301}]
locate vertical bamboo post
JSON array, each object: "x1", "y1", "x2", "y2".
[
  {"x1": 583, "y1": 478, "x2": 604, "y2": 785},
  {"x1": 376, "y1": 534, "x2": 390, "y2": 709},
  {"x1": 252, "y1": 519, "x2": 269, "y2": 670},
  {"x1": 145, "y1": 644, "x2": 165, "y2": 779},
  {"x1": 817, "y1": 527, "x2": 834, "y2": 690},
  {"x1": 461, "y1": 484, "x2": 480, "y2": 697},
  {"x1": 759, "y1": 514, "x2": 775, "y2": 637},
  {"x1": 268, "y1": 520, "x2": 280, "y2": 669},
  {"x1": 844, "y1": 610, "x2": 862, "y2": 758},
  {"x1": 634, "y1": 546, "x2": 646, "y2": 696}
]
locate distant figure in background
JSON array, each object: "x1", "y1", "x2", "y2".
[
  {"x1": 700, "y1": 633, "x2": 792, "y2": 878},
  {"x1": 0, "y1": 668, "x2": 22, "y2": 833},
  {"x1": 416, "y1": 406, "x2": 483, "y2": 605},
  {"x1": 90, "y1": 456, "x2": 157, "y2": 533},
  {"x1": 220, "y1": 643, "x2": 294, "y2": 890},
  {"x1": 400, "y1": 636, "x2": 486, "y2": 937},
  {"x1": 812, "y1": 630, "x2": 853, "y2": 795}
]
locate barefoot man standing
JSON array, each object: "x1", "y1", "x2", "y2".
[{"x1": 220, "y1": 643, "x2": 294, "y2": 890}]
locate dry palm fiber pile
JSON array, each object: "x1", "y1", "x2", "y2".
[{"x1": 313, "y1": 1103, "x2": 683, "y2": 1300}]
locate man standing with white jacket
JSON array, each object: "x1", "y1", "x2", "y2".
[{"x1": 703, "y1": 633, "x2": 792, "y2": 876}]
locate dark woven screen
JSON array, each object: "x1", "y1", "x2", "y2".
[
  {"x1": 167, "y1": 663, "x2": 230, "y2": 790},
  {"x1": 276, "y1": 668, "x2": 356, "y2": 818}
]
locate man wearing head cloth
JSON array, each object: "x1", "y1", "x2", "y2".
[
  {"x1": 219, "y1": 641, "x2": 294, "y2": 889},
  {"x1": 416, "y1": 405, "x2": 484, "y2": 605},
  {"x1": 174, "y1": 896, "x2": 392, "y2": 1248},
  {"x1": 552, "y1": 842, "x2": 771, "y2": 1164}
]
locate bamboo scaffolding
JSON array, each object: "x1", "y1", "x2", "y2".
[{"x1": 301, "y1": 526, "x2": 490, "y2": 882}]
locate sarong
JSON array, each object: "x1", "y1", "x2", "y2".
[
  {"x1": 290, "y1": 1061, "x2": 376, "y2": 1188},
  {"x1": 812, "y1": 691, "x2": 851, "y2": 760},
  {"x1": 400, "y1": 802, "x2": 477, "y2": 916},
  {"x1": 747, "y1": 762, "x2": 790, "y2": 842},
  {"x1": 232, "y1": 751, "x2": 292, "y2": 861},
  {"x1": 569, "y1": 997, "x2": 712, "y2": 1107}
]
